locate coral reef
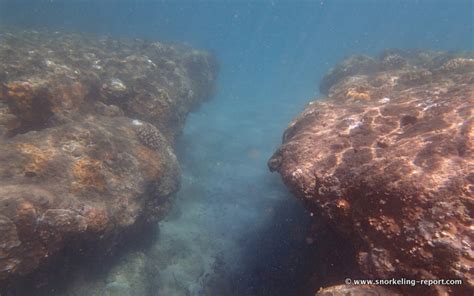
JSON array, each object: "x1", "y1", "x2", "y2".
[
  {"x1": 269, "y1": 50, "x2": 473, "y2": 295},
  {"x1": 134, "y1": 120, "x2": 169, "y2": 151},
  {"x1": 0, "y1": 29, "x2": 217, "y2": 289}
]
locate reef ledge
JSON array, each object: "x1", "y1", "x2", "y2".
[
  {"x1": 0, "y1": 29, "x2": 218, "y2": 289},
  {"x1": 269, "y1": 49, "x2": 473, "y2": 296}
]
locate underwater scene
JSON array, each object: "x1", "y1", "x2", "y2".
[{"x1": 0, "y1": 0, "x2": 472, "y2": 295}]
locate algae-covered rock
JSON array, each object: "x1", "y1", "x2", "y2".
[
  {"x1": 0, "y1": 29, "x2": 218, "y2": 289},
  {"x1": 270, "y1": 50, "x2": 473, "y2": 295}
]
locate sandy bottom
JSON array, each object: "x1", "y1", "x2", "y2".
[{"x1": 154, "y1": 96, "x2": 313, "y2": 295}]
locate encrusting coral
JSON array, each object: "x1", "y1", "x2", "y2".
[
  {"x1": 270, "y1": 49, "x2": 473, "y2": 295},
  {"x1": 0, "y1": 29, "x2": 218, "y2": 290}
]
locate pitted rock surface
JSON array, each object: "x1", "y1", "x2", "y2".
[
  {"x1": 269, "y1": 50, "x2": 473, "y2": 295},
  {"x1": 0, "y1": 29, "x2": 217, "y2": 286}
]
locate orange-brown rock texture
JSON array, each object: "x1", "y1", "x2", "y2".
[
  {"x1": 269, "y1": 50, "x2": 473, "y2": 295},
  {"x1": 0, "y1": 29, "x2": 217, "y2": 287}
]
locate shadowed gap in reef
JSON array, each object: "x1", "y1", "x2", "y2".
[{"x1": 200, "y1": 194, "x2": 360, "y2": 296}]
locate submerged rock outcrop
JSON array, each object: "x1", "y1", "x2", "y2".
[
  {"x1": 0, "y1": 29, "x2": 218, "y2": 288},
  {"x1": 269, "y1": 50, "x2": 473, "y2": 295},
  {"x1": 315, "y1": 284, "x2": 401, "y2": 296}
]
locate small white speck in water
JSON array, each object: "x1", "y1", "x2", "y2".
[
  {"x1": 132, "y1": 119, "x2": 143, "y2": 126},
  {"x1": 348, "y1": 121, "x2": 362, "y2": 130}
]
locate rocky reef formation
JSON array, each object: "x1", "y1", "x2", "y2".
[
  {"x1": 269, "y1": 50, "x2": 473, "y2": 295},
  {"x1": 315, "y1": 284, "x2": 401, "y2": 296},
  {"x1": 0, "y1": 29, "x2": 217, "y2": 288}
]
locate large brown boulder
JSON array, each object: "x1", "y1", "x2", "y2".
[
  {"x1": 269, "y1": 50, "x2": 473, "y2": 295},
  {"x1": 0, "y1": 29, "x2": 217, "y2": 286}
]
